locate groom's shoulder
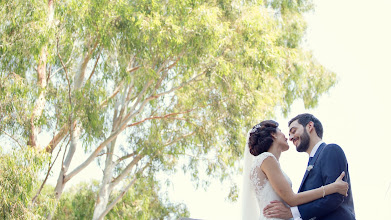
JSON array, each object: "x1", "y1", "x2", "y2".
[
  {"x1": 323, "y1": 143, "x2": 347, "y2": 156},
  {"x1": 325, "y1": 143, "x2": 342, "y2": 149}
]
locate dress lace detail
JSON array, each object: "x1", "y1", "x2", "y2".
[{"x1": 250, "y1": 152, "x2": 292, "y2": 220}]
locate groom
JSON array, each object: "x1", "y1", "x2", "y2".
[{"x1": 263, "y1": 113, "x2": 355, "y2": 220}]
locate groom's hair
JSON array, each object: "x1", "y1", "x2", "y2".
[{"x1": 288, "y1": 113, "x2": 323, "y2": 138}]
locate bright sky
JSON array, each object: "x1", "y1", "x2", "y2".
[{"x1": 168, "y1": 0, "x2": 391, "y2": 219}]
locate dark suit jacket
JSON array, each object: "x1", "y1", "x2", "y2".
[{"x1": 297, "y1": 143, "x2": 355, "y2": 220}]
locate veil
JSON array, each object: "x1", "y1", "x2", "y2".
[{"x1": 241, "y1": 130, "x2": 260, "y2": 220}]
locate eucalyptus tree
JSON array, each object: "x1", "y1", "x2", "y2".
[
  {"x1": 53, "y1": 179, "x2": 189, "y2": 219},
  {"x1": 0, "y1": 0, "x2": 336, "y2": 218},
  {"x1": 0, "y1": 147, "x2": 53, "y2": 219}
]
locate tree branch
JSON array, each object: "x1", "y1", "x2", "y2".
[
  {"x1": 50, "y1": 39, "x2": 76, "y2": 80},
  {"x1": 64, "y1": 126, "x2": 126, "y2": 183},
  {"x1": 114, "y1": 152, "x2": 136, "y2": 166},
  {"x1": 46, "y1": 79, "x2": 122, "y2": 153},
  {"x1": 110, "y1": 154, "x2": 143, "y2": 188},
  {"x1": 45, "y1": 121, "x2": 77, "y2": 153},
  {"x1": 154, "y1": 63, "x2": 170, "y2": 90},
  {"x1": 74, "y1": 37, "x2": 100, "y2": 89},
  {"x1": 126, "y1": 108, "x2": 197, "y2": 128},
  {"x1": 31, "y1": 135, "x2": 68, "y2": 206},
  {"x1": 164, "y1": 131, "x2": 196, "y2": 147},
  {"x1": 149, "y1": 71, "x2": 205, "y2": 101},
  {"x1": 0, "y1": 128, "x2": 23, "y2": 148},
  {"x1": 119, "y1": 79, "x2": 154, "y2": 128},
  {"x1": 97, "y1": 163, "x2": 149, "y2": 220},
  {"x1": 87, "y1": 48, "x2": 102, "y2": 82},
  {"x1": 125, "y1": 78, "x2": 135, "y2": 101},
  {"x1": 126, "y1": 66, "x2": 140, "y2": 73},
  {"x1": 120, "y1": 70, "x2": 204, "y2": 129},
  {"x1": 99, "y1": 81, "x2": 124, "y2": 107},
  {"x1": 64, "y1": 67, "x2": 205, "y2": 183},
  {"x1": 46, "y1": 64, "x2": 52, "y2": 83},
  {"x1": 162, "y1": 55, "x2": 182, "y2": 72}
]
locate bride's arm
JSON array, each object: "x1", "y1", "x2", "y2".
[{"x1": 261, "y1": 157, "x2": 348, "y2": 207}]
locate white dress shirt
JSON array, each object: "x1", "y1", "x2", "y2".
[{"x1": 290, "y1": 140, "x2": 325, "y2": 220}]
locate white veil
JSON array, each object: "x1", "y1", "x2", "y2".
[{"x1": 241, "y1": 130, "x2": 260, "y2": 220}]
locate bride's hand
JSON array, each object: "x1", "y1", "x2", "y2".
[{"x1": 333, "y1": 171, "x2": 349, "y2": 196}]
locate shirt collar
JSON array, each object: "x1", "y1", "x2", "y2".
[{"x1": 309, "y1": 140, "x2": 324, "y2": 157}]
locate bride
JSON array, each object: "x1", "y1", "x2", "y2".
[{"x1": 242, "y1": 120, "x2": 348, "y2": 220}]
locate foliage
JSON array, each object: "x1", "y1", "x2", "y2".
[
  {"x1": 52, "y1": 181, "x2": 98, "y2": 220},
  {"x1": 0, "y1": 146, "x2": 54, "y2": 219},
  {"x1": 53, "y1": 179, "x2": 189, "y2": 220},
  {"x1": 107, "y1": 174, "x2": 190, "y2": 219},
  {"x1": 0, "y1": 0, "x2": 336, "y2": 217}
]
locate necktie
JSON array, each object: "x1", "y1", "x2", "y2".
[{"x1": 307, "y1": 157, "x2": 313, "y2": 166}]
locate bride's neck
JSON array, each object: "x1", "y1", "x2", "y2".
[{"x1": 268, "y1": 146, "x2": 281, "y2": 160}]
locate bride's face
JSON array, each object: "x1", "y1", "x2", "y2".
[{"x1": 274, "y1": 128, "x2": 289, "y2": 152}]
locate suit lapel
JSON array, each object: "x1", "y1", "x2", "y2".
[{"x1": 298, "y1": 143, "x2": 327, "y2": 192}]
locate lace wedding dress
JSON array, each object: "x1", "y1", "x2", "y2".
[{"x1": 244, "y1": 151, "x2": 293, "y2": 220}]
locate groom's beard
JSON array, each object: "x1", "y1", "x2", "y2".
[{"x1": 297, "y1": 130, "x2": 310, "y2": 152}]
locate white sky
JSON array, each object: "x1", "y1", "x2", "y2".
[{"x1": 169, "y1": 0, "x2": 391, "y2": 219}]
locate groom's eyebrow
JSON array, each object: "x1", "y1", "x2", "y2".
[{"x1": 289, "y1": 127, "x2": 296, "y2": 133}]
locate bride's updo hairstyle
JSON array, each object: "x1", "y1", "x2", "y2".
[{"x1": 248, "y1": 120, "x2": 279, "y2": 156}]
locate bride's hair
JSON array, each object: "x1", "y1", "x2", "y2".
[{"x1": 248, "y1": 120, "x2": 279, "y2": 156}]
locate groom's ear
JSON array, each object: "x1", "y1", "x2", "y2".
[{"x1": 307, "y1": 121, "x2": 315, "y2": 133}]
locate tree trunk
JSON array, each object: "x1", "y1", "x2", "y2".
[
  {"x1": 48, "y1": 30, "x2": 97, "y2": 217},
  {"x1": 28, "y1": 0, "x2": 54, "y2": 149},
  {"x1": 48, "y1": 124, "x2": 80, "y2": 219},
  {"x1": 97, "y1": 175, "x2": 139, "y2": 219},
  {"x1": 28, "y1": 42, "x2": 47, "y2": 149},
  {"x1": 92, "y1": 91, "x2": 123, "y2": 219},
  {"x1": 92, "y1": 141, "x2": 116, "y2": 220}
]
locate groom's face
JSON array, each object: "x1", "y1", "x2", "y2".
[{"x1": 289, "y1": 120, "x2": 310, "y2": 152}]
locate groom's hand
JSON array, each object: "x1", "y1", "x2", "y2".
[{"x1": 263, "y1": 200, "x2": 293, "y2": 219}]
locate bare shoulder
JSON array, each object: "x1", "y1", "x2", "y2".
[{"x1": 260, "y1": 154, "x2": 279, "y2": 170}]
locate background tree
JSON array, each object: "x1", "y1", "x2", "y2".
[
  {"x1": 0, "y1": 0, "x2": 336, "y2": 218},
  {"x1": 0, "y1": 147, "x2": 54, "y2": 219},
  {"x1": 53, "y1": 180, "x2": 189, "y2": 219}
]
